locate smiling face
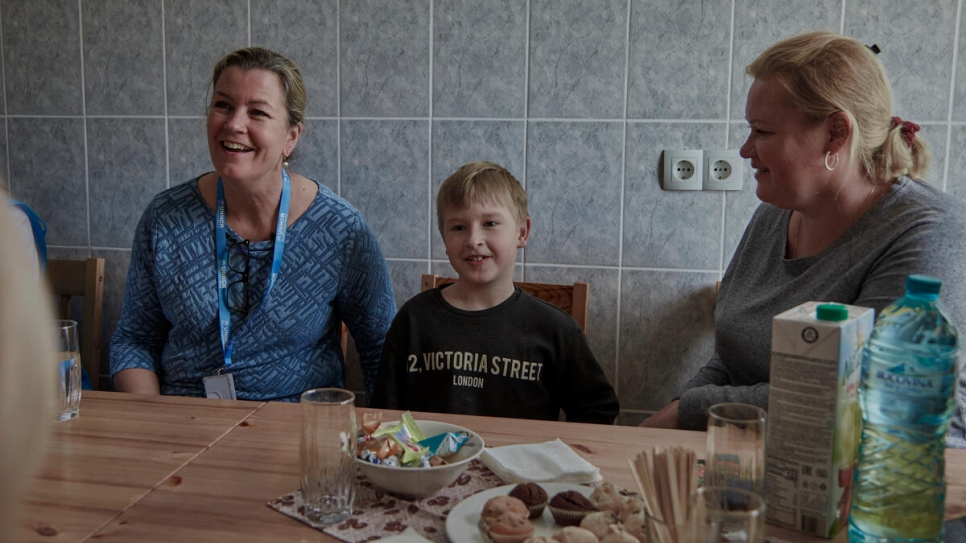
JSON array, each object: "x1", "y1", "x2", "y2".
[
  {"x1": 207, "y1": 66, "x2": 301, "y2": 185},
  {"x1": 739, "y1": 77, "x2": 834, "y2": 209},
  {"x1": 442, "y1": 197, "x2": 530, "y2": 291}
]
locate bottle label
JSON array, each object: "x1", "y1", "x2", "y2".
[{"x1": 868, "y1": 368, "x2": 940, "y2": 398}]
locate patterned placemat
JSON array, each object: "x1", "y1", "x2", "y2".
[{"x1": 268, "y1": 459, "x2": 503, "y2": 542}]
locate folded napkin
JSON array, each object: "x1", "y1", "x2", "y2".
[{"x1": 480, "y1": 438, "x2": 602, "y2": 484}]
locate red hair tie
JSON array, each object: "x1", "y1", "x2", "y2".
[{"x1": 891, "y1": 116, "x2": 920, "y2": 148}]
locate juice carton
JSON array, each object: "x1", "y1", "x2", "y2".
[{"x1": 765, "y1": 302, "x2": 874, "y2": 538}]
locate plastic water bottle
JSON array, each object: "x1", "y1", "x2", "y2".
[{"x1": 849, "y1": 275, "x2": 960, "y2": 543}]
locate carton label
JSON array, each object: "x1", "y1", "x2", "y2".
[{"x1": 766, "y1": 302, "x2": 874, "y2": 539}]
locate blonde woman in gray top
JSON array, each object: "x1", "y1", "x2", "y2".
[{"x1": 641, "y1": 31, "x2": 966, "y2": 448}]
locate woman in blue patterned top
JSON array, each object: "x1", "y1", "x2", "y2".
[{"x1": 110, "y1": 47, "x2": 395, "y2": 402}]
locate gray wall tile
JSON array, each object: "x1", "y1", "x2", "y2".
[
  {"x1": 430, "y1": 120, "x2": 526, "y2": 258},
  {"x1": 526, "y1": 121, "x2": 623, "y2": 265},
  {"x1": 251, "y1": 0, "x2": 339, "y2": 117},
  {"x1": 87, "y1": 118, "x2": 167, "y2": 248},
  {"x1": 165, "y1": 0, "x2": 248, "y2": 116},
  {"x1": 168, "y1": 117, "x2": 212, "y2": 185},
  {"x1": 845, "y1": 0, "x2": 957, "y2": 122},
  {"x1": 627, "y1": 0, "x2": 731, "y2": 119},
  {"x1": 8, "y1": 118, "x2": 87, "y2": 245},
  {"x1": 3, "y1": 0, "x2": 82, "y2": 115},
  {"x1": 83, "y1": 0, "x2": 165, "y2": 115},
  {"x1": 730, "y1": 0, "x2": 841, "y2": 121},
  {"x1": 529, "y1": 0, "x2": 627, "y2": 119},
  {"x1": 918, "y1": 124, "x2": 947, "y2": 189},
  {"x1": 341, "y1": 0, "x2": 430, "y2": 117},
  {"x1": 619, "y1": 269, "x2": 717, "y2": 410},
  {"x1": 292, "y1": 119, "x2": 339, "y2": 194},
  {"x1": 948, "y1": 125, "x2": 966, "y2": 198},
  {"x1": 433, "y1": 0, "x2": 527, "y2": 118},
  {"x1": 955, "y1": 5, "x2": 966, "y2": 120},
  {"x1": 341, "y1": 120, "x2": 429, "y2": 259},
  {"x1": 387, "y1": 259, "x2": 428, "y2": 311},
  {"x1": 624, "y1": 122, "x2": 725, "y2": 269}
]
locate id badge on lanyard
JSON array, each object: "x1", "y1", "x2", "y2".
[{"x1": 211, "y1": 170, "x2": 292, "y2": 398}]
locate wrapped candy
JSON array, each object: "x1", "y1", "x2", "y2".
[
  {"x1": 418, "y1": 431, "x2": 470, "y2": 458},
  {"x1": 356, "y1": 411, "x2": 468, "y2": 469}
]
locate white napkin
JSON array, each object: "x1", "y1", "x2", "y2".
[{"x1": 480, "y1": 438, "x2": 603, "y2": 484}]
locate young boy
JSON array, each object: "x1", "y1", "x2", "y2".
[{"x1": 370, "y1": 162, "x2": 619, "y2": 423}]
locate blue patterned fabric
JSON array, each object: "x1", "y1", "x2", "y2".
[{"x1": 110, "y1": 176, "x2": 396, "y2": 402}]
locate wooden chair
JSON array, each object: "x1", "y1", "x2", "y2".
[
  {"x1": 47, "y1": 258, "x2": 105, "y2": 390},
  {"x1": 420, "y1": 273, "x2": 590, "y2": 333}
]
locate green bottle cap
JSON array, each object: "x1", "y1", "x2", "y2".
[
  {"x1": 906, "y1": 274, "x2": 942, "y2": 297},
  {"x1": 816, "y1": 303, "x2": 848, "y2": 322}
]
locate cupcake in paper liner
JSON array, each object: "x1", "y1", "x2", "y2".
[
  {"x1": 479, "y1": 496, "x2": 534, "y2": 543},
  {"x1": 478, "y1": 512, "x2": 534, "y2": 543},
  {"x1": 548, "y1": 490, "x2": 598, "y2": 526},
  {"x1": 509, "y1": 482, "x2": 549, "y2": 519}
]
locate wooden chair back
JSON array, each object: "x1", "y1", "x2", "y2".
[
  {"x1": 47, "y1": 258, "x2": 105, "y2": 389},
  {"x1": 420, "y1": 273, "x2": 590, "y2": 333}
]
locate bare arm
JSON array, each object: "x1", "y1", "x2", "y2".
[
  {"x1": 639, "y1": 399, "x2": 681, "y2": 429},
  {"x1": 113, "y1": 368, "x2": 161, "y2": 395}
]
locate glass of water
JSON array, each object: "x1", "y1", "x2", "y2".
[{"x1": 55, "y1": 320, "x2": 82, "y2": 421}]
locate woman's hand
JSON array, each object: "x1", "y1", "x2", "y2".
[
  {"x1": 639, "y1": 399, "x2": 681, "y2": 429},
  {"x1": 113, "y1": 368, "x2": 161, "y2": 395}
]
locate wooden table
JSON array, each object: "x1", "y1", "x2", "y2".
[{"x1": 18, "y1": 391, "x2": 966, "y2": 542}]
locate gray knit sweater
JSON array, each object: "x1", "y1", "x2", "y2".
[{"x1": 677, "y1": 177, "x2": 966, "y2": 448}]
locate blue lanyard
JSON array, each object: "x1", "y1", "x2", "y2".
[{"x1": 215, "y1": 170, "x2": 291, "y2": 370}]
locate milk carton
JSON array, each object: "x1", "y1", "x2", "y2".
[{"x1": 765, "y1": 302, "x2": 874, "y2": 538}]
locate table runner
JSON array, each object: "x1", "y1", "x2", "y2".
[{"x1": 269, "y1": 459, "x2": 503, "y2": 542}]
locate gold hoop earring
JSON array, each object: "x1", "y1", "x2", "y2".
[{"x1": 824, "y1": 151, "x2": 838, "y2": 171}]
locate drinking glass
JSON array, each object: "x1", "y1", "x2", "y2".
[
  {"x1": 706, "y1": 403, "x2": 766, "y2": 496},
  {"x1": 300, "y1": 388, "x2": 357, "y2": 524},
  {"x1": 55, "y1": 320, "x2": 82, "y2": 421},
  {"x1": 691, "y1": 486, "x2": 766, "y2": 543}
]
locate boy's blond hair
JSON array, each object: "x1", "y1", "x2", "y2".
[{"x1": 437, "y1": 161, "x2": 528, "y2": 234}]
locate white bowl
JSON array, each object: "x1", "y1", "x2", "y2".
[{"x1": 355, "y1": 420, "x2": 485, "y2": 499}]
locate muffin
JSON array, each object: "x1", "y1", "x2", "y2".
[
  {"x1": 480, "y1": 496, "x2": 534, "y2": 543},
  {"x1": 579, "y1": 511, "x2": 619, "y2": 540},
  {"x1": 617, "y1": 498, "x2": 646, "y2": 541},
  {"x1": 588, "y1": 482, "x2": 625, "y2": 514},
  {"x1": 509, "y1": 482, "x2": 549, "y2": 519},
  {"x1": 548, "y1": 490, "x2": 597, "y2": 526},
  {"x1": 522, "y1": 538, "x2": 557, "y2": 543},
  {"x1": 482, "y1": 495, "x2": 530, "y2": 520},
  {"x1": 480, "y1": 511, "x2": 535, "y2": 543},
  {"x1": 552, "y1": 526, "x2": 600, "y2": 543}
]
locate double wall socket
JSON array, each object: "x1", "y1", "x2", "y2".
[{"x1": 663, "y1": 149, "x2": 744, "y2": 191}]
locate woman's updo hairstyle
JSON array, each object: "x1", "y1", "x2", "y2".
[
  {"x1": 208, "y1": 46, "x2": 306, "y2": 129},
  {"x1": 747, "y1": 31, "x2": 929, "y2": 184}
]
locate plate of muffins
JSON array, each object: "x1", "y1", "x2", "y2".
[{"x1": 445, "y1": 481, "x2": 646, "y2": 542}]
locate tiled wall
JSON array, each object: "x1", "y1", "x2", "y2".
[{"x1": 5, "y1": 0, "x2": 965, "y2": 424}]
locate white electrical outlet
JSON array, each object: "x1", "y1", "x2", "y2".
[
  {"x1": 662, "y1": 150, "x2": 703, "y2": 191},
  {"x1": 703, "y1": 149, "x2": 744, "y2": 191}
]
